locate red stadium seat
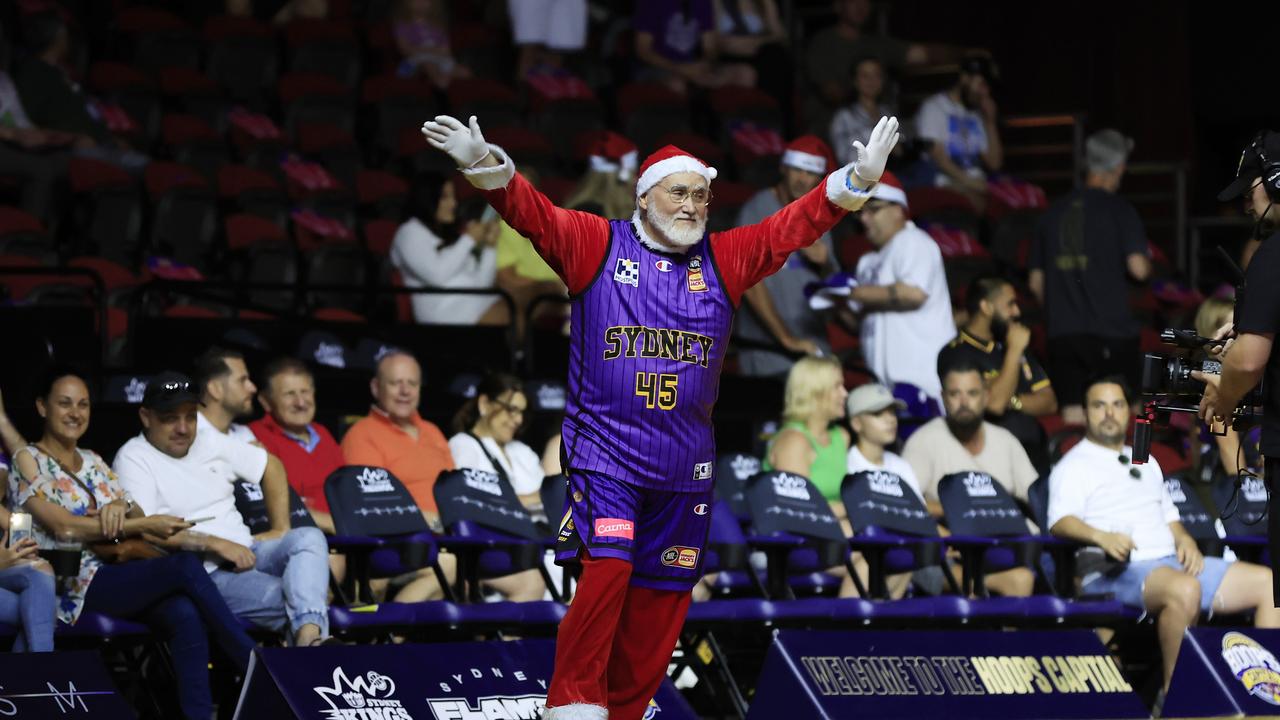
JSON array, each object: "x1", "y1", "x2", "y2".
[
  {"x1": 362, "y1": 219, "x2": 399, "y2": 257},
  {"x1": 651, "y1": 131, "x2": 726, "y2": 166},
  {"x1": 356, "y1": 170, "x2": 409, "y2": 218},
  {"x1": 226, "y1": 214, "x2": 289, "y2": 251}
]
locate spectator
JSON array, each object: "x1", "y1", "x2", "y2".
[
  {"x1": 193, "y1": 347, "x2": 259, "y2": 443},
  {"x1": 0, "y1": 506, "x2": 54, "y2": 653},
  {"x1": 804, "y1": 0, "x2": 929, "y2": 135},
  {"x1": 563, "y1": 132, "x2": 638, "y2": 219},
  {"x1": 113, "y1": 371, "x2": 334, "y2": 648},
  {"x1": 507, "y1": 0, "x2": 588, "y2": 80},
  {"x1": 734, "y1": 135, "x2": 838, "y2": 377},
  {"x1": 249, "y1": 358, "x2": 345, "y2": 532},
  {"x1": 1048, "y1": 375, "x2": 1280, "y2": 690},
  {"x1": 764, "y1": 357, "x2": 870, "y2": 598},
  {"x1": 937, "y1": 275, "x2": 1057, "y2": 471},
  {"x1": 14, "y1": 12, "x2": 148, "y2": 173},
  {"x1": 633, "y1": 0, "x2": 756, "y2": 94},
  {"x1": 913, "y1": 54, "x2": 1003, "y2": 210},
  {"x1": 9, "y1": 368, "x2": 254, "y2": 718},
  {"x1": 830, "y1": 55, "x2": 898, "y2": 167},
  {"x1": 448, "y1": 373, "x2": 545, "y2": 508},
  {"x1": 1192, "y1": 296, "x2": 1251, "y2": 479},
  {"x1": 0, "y1": 32, "x2": 72, "y2": 224},
  {"x1": 340, "y1": 351, "x2": 455, "y2": 523},
  {"x1": 713, "y1": 0, "x2": 790, "y2": 117},
  {"x1": 847, "y1": 172, "x2": 954, "y2": 402},
  {"x1": 1028, "y1": 129, "x2": 1150, "y2": 425},
  {"x1": 391, "y1": 0, "x2": 470, "y2": 88},
  {"x1": 391, "y1": 173, "x2": 506, "y2": 326},
  {"x1": 902, "y1": 358, "x2": 1038, "y2": 513}
]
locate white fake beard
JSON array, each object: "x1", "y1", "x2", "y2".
[{"x1": 645, "y1": 203, "x2": 706, "y2": 249}]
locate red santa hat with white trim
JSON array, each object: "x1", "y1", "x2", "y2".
[
  {"x1": 588, "y1": 131, "x2": 639, "y2": 181},
  {"x1": 870, "y1": 170, "x2": 908, "y2": 209},
  {"x1": 634, "y1": 145, "x2": 718, "y2": 198},
  {"x1": 781, "y1": 135, "x2": 834, "y2": 175}
]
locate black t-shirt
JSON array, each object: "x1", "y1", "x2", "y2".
[
  {"x1": 1029, "y1": 188, "x2": 1148, "y2": 339},
  {"x1": 1233, "y1": 232, "x2": 1280, "y2": 455},
  {"x1": 936, "y1": 329, "x2": 1052, "y2": 461}
]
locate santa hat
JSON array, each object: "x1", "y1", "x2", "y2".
[
  {"x1": 588, "y1": 131, "x2": 639, "y2": 181},
  {"x1": 634, "y1": 145, "x2": 718, "y2": 198},
  {"x1": 870, "y1": 170, "x2": 907, "y2": 208},
  {"x1": 781, "y1": 135, "x2": 834, "y2": 175}
]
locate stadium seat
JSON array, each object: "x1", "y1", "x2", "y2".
[
  {"x1": 362, "y1": 75, "x2": 439, "y2": 160},
  {"x1": 115, "y1": 6, "x2": 199, "y2": 71},
  {"x1": 446, "y1": 78, "x2": 523, "y2": 130},
  {"x1": 279, "y1": 72, "x2": 356, "y2": 140},
  {"x1": 225, "y1": 214, "x2": 298, "y2": 312},
  {"x1": 1164, "y1": 473, "x2": 1223, "y2": 556},
  {"x1": 205, "y1": 16, "x2": 279, "y2": 110},
  {"x1": 0, "y1": 207, "x2": 55, "y2": 261},
  {"x1": 161, "y1": 114, "x2": 226, "y2": 182},
  {"x1": 304, "y1": 242, "x2": 368, "y2": 312},
  {"x1": 283, "y1": 19, "x2": 362, "y2": 88},
  {"x1": 144, "y1": 162, "x2": 218, "y2": 271},
  {"x1": 841, "y1": 471, "x2": 958, "y2": 599},
  {"x1": 218, "y1": 164, "x2": 289, "y2": 226},
  {"x1": 233, "y1": 480, "x2": 317, "y2": 534}
]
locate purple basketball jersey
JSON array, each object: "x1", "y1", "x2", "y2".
[{"x1": 561, "y1": 219, "x2": 733, "y2": 492}]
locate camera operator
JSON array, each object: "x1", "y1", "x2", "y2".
[{"x1": 1196, "y1": 131, "x2": 1280, "y2": 601}]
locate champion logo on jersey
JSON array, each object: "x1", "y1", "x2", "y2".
[
  {"x1": 614, "y1": 258, "x2": 640, "y2": 287},
  {"x1": 654, "y1": 259, "x2": 673, "y2": 272}
]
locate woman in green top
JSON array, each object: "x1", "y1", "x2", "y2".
[{"x1": 765, "y1": 356, "x2": 850, "y2": 498}]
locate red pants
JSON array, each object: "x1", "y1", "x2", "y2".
[{"x1": 546, "y1": 551, "x2": 692, "y2": 720}]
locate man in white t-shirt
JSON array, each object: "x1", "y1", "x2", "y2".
[
  {"x1": 902, "y1": 359, "x2": 1037, "y2": 513},
  {"x1": 193, "y1": 346, "x2": 260, "y2": 443},
  {"x1": 849, "y1": 171, "x2": 954, "y2": 403},
  {"x1": 113, "y1": 371, "x2": 333, "y2": 647},
  {"x1": 1048, "y1": 376, "x2": 1280, "y2": 690},
  {"x1": 913, "y1": 54, "x2": 1003, "y2": 204}
]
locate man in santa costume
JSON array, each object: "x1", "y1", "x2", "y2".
[{"x1": 421, "y1": 113, "x2": 899, "y2": 720}]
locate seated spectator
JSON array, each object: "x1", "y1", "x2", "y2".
[
  {"x1": 15, "y1": 12, "x2": 148, "y2": 174},
  {"x1": 735, "y1": 136, "x2": 838, "y2": 376},
  {"x1": 1028, "y1": 129, "x2": 1150, "y2": 425},
  {"x1": 830, "y1": 55, "x2": 898, "y2": 167},
  {"x1": 448, "y1": 373, "x2": 545, "y2": 507},
  {"x1": 847, "y1": 173, "x2": 955, "y2": 402},
  {"x1": 0, "y1": 32, "x2": 72, "y2": 224},
  {"x1": 633, "y1": 0, "x2": 756, "y2": 94},
  {"x1": 113, "y1": 371, "x2": 334, "y2": 647},
  {"x1": 937, "y1": 275, "x2": 1057, "y2": 471},
  {"x1": 249, "y1": 358, "x2": 345, "y2": 532},
  {"x1": 193, "y1": 347, "x2": 259, "y2": 443},
  {"x1": 913, "y1": 54, "x2": 1002, "y2": 209},
  {"x1": 1049, "y1": 376, "x2": 1280, "y2": 690},
  {"x1": 507, "y1": 0, "x2": 588, "y2": 80},
  {"x1": 902, "y1": 358, "x2": 1036, "y2": 597},
  {"x1": 9, "y1": 368, "x2": 253, "y2": 718},
  {"x1": 392, "y1": 0, "x2": 470, "y2": 88},
  {"x1": 713, "y1": 0, "x2": 790, "y2": 115},
  {"x1": 340, "y1": 351, "x2": 454, "y2": 524},
  {"x1": 804, "y1": 0, "x2": 930, "y2": 135},
  {"x1": 391, "y1": 173, "x2": 507, "y2": 326},
  {"x1": 0, "y1": 505, "x2": 54, "y2": 652}
]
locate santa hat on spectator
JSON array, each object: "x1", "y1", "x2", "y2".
[
  {"x1": 635, "y1": 145, "x2": 718, "y2": 198},
  {"x1": 781, "y1": 135, "x2": 834, "y2": 175},
  {"x1": 870, "y1": 170, "x2": 908, "y2": 209},
  {"x1": 589, "y1": 131, "x2": 639, "y2": 181}
]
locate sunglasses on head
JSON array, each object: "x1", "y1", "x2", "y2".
[
  {"x1": 157, "y1": 381, "x2": 192, "y2": 394},
  {"x1": 1117, "y1": 454, "x2": 1142, "y2": 480}
]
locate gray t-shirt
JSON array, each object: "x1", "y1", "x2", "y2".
[{"x1": 732, "y1": 187, "x2": 835, "y2": 377}]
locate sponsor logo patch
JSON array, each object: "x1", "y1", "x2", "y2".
[
  {"x1": 693, "y1": 461, "x2": 712, "y2": 481},
  {"x1": 462, "y1": 468, "x2": 503, "y2": 497},
  {"x1": 771, "y1": 473, "x2": 811, "y2": 501},
  {"x1": 356, "y1": 467, "x2": 394, "y2": 494},
  {"x1": 1221, "y1": 631, "x2": 1280, "y2": 706},
  {"x1": 686, "y1": 254, "x2": 707, "y2": 293},
  {"x1": 961, "y1": 471, "x2": 997, "y2": 498},
  {"x1": 867, "y1": 471, "x2": 904, "y2": 497},
  {"x1": 594, "y1": 518, "x2": 634, "y2": 539},
  {"x1": 572, "y1": 490, "x2": 583, "y2": 503},
  {"x1": 661, "y1": 546, "x2": 700, "y2": 569},
  {"x1": 313, "y1": 667, "x2": 412, "y2": 719},
  {"x1": 614, "y1": 258, "x2": 640, "y2": 287}
]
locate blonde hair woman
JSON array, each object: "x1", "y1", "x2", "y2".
[{"x1": 765, "y1": 356, "x2": 849, "y2": 500}]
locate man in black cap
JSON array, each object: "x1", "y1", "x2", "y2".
[{"x1": 1197, "y1": 130, "x2": 1280, "y2": 604}]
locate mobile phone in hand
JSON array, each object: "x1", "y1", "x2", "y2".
[
  {"x1": 8, "y1": 513, "x2": 32, "y2": 549},
  {"x1": 185, "y1": 516, "x2": 216, "y2": 525}
]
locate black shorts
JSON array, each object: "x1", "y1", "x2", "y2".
[{"x1": 1047, "y1": 334, "x2": 1141, "y2": 408}]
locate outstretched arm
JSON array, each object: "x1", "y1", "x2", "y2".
[{"x1": 421, "y1": 115, "x2": 610, "y2": 295}]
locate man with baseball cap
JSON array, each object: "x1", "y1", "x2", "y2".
[
  {"x1": 422, "y1": 111, "x2": 898, "y2": 720},
  {"x1": 114, "y1": 370, "x2": 334, "y2": 647},
  {"x1": 848, "y1": 171, "x2": 955, "y2": 403},
  {"x1": 735, "y1": 135, "x2": 840, "y2": 377},
  {"x1": 1029, "y1": 128, "x2": 1151, "y2": 425}
]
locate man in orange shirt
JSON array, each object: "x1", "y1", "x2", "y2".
[{"x1": 340, "y1": 350, "x2": 454, "y2": 522}]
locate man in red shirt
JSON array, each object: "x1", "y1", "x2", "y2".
[{"x1": 249, "y1": 357, "x2": 345, "y2": 532}]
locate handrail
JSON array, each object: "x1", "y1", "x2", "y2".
[
  {"x1": 127, "y1": 279, "x2": 519, "y2": 368},
  {"x1": 0, "y1": 266, "x2": 109, "y2": 363}
]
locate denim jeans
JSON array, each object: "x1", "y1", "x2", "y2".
[
  {"x1": 209, "y1": 527, "x2": 329, "y2": 639},
  {"x1": 83, "y1": 552, "x2": 257, "y2": 720},
  {"x1": 0, "y1": 563, "x2": 55, "y2": 652}
]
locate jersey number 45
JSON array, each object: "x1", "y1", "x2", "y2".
[{"x1": 636, "y1": 372, "x2": 678, "y2": 410}]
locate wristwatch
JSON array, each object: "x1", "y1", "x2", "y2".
[{"x1": 1009, "y1": 395, "x2": 1023, "y2": 412}]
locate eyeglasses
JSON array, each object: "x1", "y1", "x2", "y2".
[
  {"x1": 655, "y1": 184, "x2": 713, "y2": 207},
  {"x1": 1117, "y1": 455, "x2": 1142, "y2": 480},
  {"x1": 490, "y1": 398, "x2": 526, "y2": 418}
]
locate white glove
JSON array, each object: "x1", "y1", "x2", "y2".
[
  {"x1": 421, "y1": 114, "x2": 490, "y2": 168},
  {"x1": 850, "y1": 115, "x2": 900, "y2": 185}
]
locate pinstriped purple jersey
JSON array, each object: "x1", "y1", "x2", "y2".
[{"x1": 561, "y1": 219, "x2": 733, "y2": 492}]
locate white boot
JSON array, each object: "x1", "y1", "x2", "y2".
[{"x1": 542, "y1": 703, "x2": 608, "y2": 720}]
